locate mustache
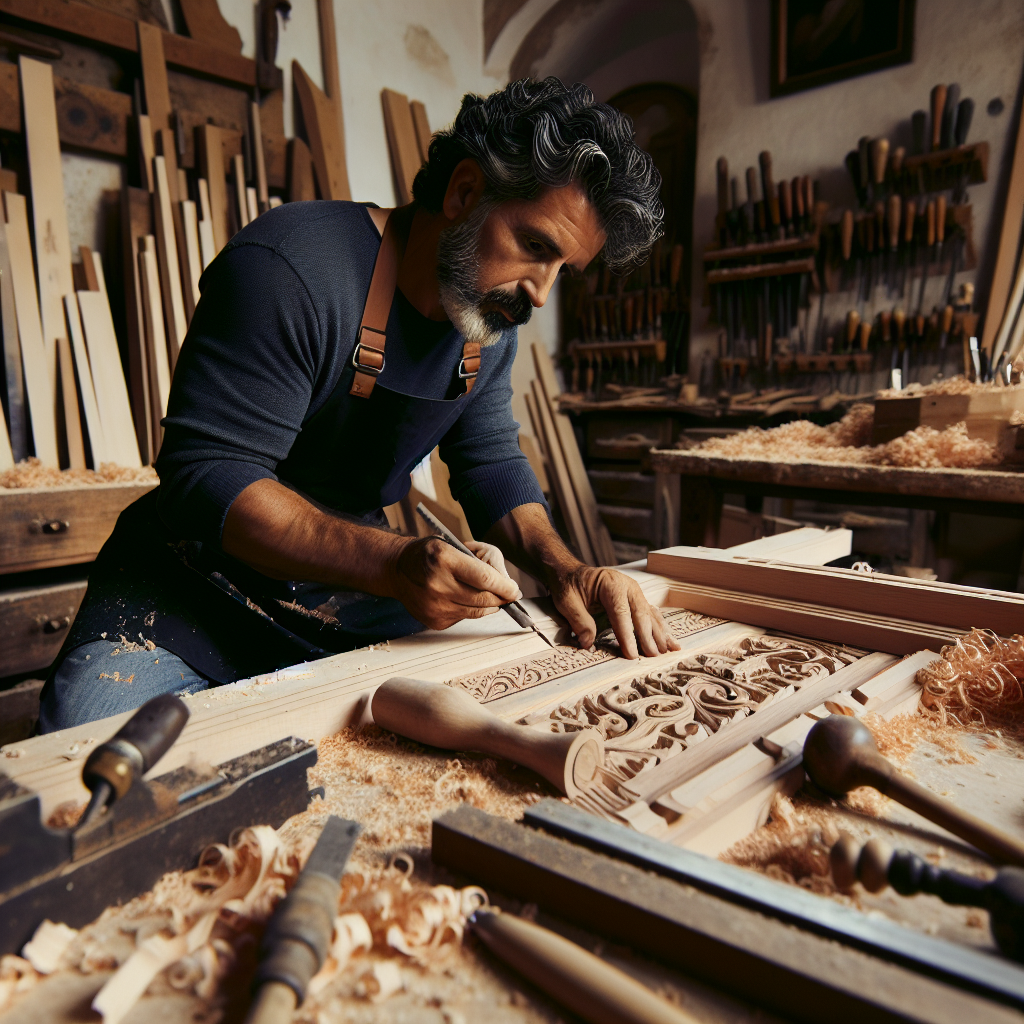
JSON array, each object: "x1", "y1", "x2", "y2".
[{"x1": 479, "y1": 287, "x2": 533, "y2": 329}]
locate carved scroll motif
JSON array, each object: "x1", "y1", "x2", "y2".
[
  {"x1": 445, "y1": 609, "x2": 725, "y2": 703},
  {"x1": 523, "y1": 635, "x2": 860, "y2": 794}
]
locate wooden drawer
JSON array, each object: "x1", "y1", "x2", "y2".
[
  {"x1": 0, "y1": 580, "x2": 88, "y2": 677},
  {"x1": 0, "y1": 483, "x2": 154, "y2": 574}
]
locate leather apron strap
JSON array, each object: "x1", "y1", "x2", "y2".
[{"x1": 350, "y1": 205, "x2": 480, "y2": 398}]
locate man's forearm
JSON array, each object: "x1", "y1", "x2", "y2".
[
  {"x1": 222, "y1": 478, "x2": 406, "y2": 595},
  {"x1": 484, "y1": 502, "x2": 582, "y2": 588}
]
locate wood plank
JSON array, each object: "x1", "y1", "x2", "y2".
[
  {"x1": 178, "y1": 0, "x2": 243, "y2": 54},
  {"x1": 77, "y1": 289, "x2": 142, "y2": 468},
  {"x1": 180, "y1": 199, "x2": 202, "y2": 319},
  {"x1": 20, "y1": 56, "x2": 73, "y2": 384},
  {"x1": 55, "y1": 334, "x2": 85, "y2": 468},
  {"x1": 435, "y1": 806, "x2": 1024, "y2": 1024},
  {"x1": 137, "y1": 112, "x2": 154, "y2": 192},
  {"x1": 850, "y1": 650, "x2": 937, "y2": 707},
  {"x1": 533, "y1": 343, "x2": 617, "y2": 565},
  {"x1": 0, "y1": 374, "x2": 12, "y2": 468},
  {"x1": 981, "y1": 90, "x2": 1024, "y2": 355},
  {"x1": 137, "y1": 21, "x2": 171, "y2": 132},
  {"x1": 647, "y1": 547, "x2": 1024, "y2": 637},
  {"x1": 246, "y1": 186, "x2": 258, "y2": 222},
  {"x1": 3, "y1": 190, "x2": 57, "y2": 467},
  {"x1": 77, "y1": 246, "x2": 99, "y2": 292},
  {"x1": 138, "y1": 236, "x2": 170, "y2": 448},
  {"x1": 315, "y1": 0, "x2": 348, "y2": 183},
  {"x1": 725, "y1": 526, "x2": 852, "y2": 564},
  {"x1": 152, "y1": 155, "x2": 188, "y2": 364},
  {"x1": 63, "y1": 293, "x2": 106, "y2": 466},
  {"x1": 196, "y1": 124, "x2": 229, "y2": 254},
  {"x1": 120, "y1": 187, "x2": 153, "y2": 465},
  {"x1": 0, "y1": 211, "x2": 28, "y2": 461},
  {"x1": 0, "y1": 482, "x2": 154, "y2": 574},
  {"x1": 648, "y1": 449, "x2": 1024, "y2": 506},
  {"x1": 250, "y1": 100, "x2": 268, "y2": 208},
  {"x1": 287, "y1": 136, "x2": 316, "y2": 202},
  {"x1": 532, "y1": 378, "x2": 594, "y2": 562},
  {"x1": 232, "y1": 152, "x2": 249, "y2": 229},
  {"x1": 293, "y1": 60, "x2": 351, "y2": 201},
  {"x1": 410, "y1": 99, "x2": 431, "y2": 163},
  {"x1": 0, "y1": 580, "x2": 88, "y2": 678},
  {"x1": 380, "y1": 87, "x2": 421, "y2": 204},
  {"x1": 0, "y1": 0, "x2": 257, "y2": 87}
]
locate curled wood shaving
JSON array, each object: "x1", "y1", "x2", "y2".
[
  {"x1": 20, "y1": 920, "x2": 79, "y2": 974},
  {"x1": 918, "y1": 628, "x2": 1024, "y2": 736},
  {"x1": 0, "y1": 459, "x2": 157, "y2": 490},
  {"x1": 878, "y1": 376, "x2": 1024, "y2": 398},
  {"x1": 0, "y1": 957, "x2": 40, "y2": 1013},
  {"x1": 694, "y1": 404, "x2": 1003, "y2": 468}
]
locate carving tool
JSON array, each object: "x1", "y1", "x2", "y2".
[
  {"x1": 372, "y1": 676, "x2": 603, "y2": 798},
  {"x1": 930, "y1": 84, "x2": 947, "y2": 152},
  {"x1": 415, "y1": 502, "x2": 556, "y2": 648},
  {"x1": 910, "y1": 110, "x2": 926, "y2": 157},
  {"x1": 469, "y1": 906, "x2": 700, "y2": 1024},
  {"x1": 246, "y1": 816, "x2": 361, "y2": 1024},
  {"x1": 78, "y1": 692, "x2": 190, "y2": 828},
  {"x1": 940, "y1": 83, "x2": 960, "y2": 151},
  {"x1": 831, "y1": 834, "x2": 1024, "y2": 963},
  {"x1": 804, "y1": 715, "x2": 1024, "y2": 867},
  {"x1": 759, "y1": 150, "x2": 781, "y2": 237}
]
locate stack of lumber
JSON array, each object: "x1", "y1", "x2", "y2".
[{"x1": 525, "y1": 343, "x2": 617, "y2": 566}]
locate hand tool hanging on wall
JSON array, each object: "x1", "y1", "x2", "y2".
[
  {"x1": 804, "y1": 715, "x2": 1024, "y2": 867},
  {"x1": 930, "y1": 84, "x2": 947, "y2": 151},
  {"x1": 940, "y1": 83, "x2": 961, "y2": 151},
  {"x1": 759, "y1": 150, "x2": 781, "y2": 238},
  {"x1": 831, "y1": 834, "x2": 1024, "y2": 963}
]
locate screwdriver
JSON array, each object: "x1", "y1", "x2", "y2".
[{"x1": 415, "y1": 503, "x2": 556, "y2": 648}]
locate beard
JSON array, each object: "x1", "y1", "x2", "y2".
[{"x1": 435, "y1": 198, "x2": 533, "y2": 347}]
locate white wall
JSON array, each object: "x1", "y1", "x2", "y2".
[{"x1": 686, "y1": 0, "x2": 1024, "y2": 364}]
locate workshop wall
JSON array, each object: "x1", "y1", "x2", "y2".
[{"x1": 685, "y1": 0, "x2": 1024, "y2": 368}]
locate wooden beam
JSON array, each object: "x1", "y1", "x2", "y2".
[
  {"x1": 380, "y1": 87, "x2": 421, "y2": 204},
  {"x1": 410, "y1": 99, "x2": 431, "y2": 163},
  {"x1": 0, "y1": 0, "x2": 256, "y2": 87},
  {"x1": 647, "y1": 547, "x2": 1024, "y2": 637},
  {"x1": 3, "y1": 191, "x2": 58, "y2": 467},
  {"x1": 137, "y1": 21, "x2": 172, "y2": 132},
  {"x1": 293, "y1": 60, "x2": 351, "y2": 201},
  {"x1": 0, "y1": 212, "x2": 28, "y2": 462},
  {"x1": 315, "y1": 0, "x2": 348, "y2": 179}
]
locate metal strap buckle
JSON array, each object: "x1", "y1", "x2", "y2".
[
  {"x1": 352, "y1": 329, "x2": 386, "y2": 377},
  {"x1": 457, "y1": 356, "x2": 478, "y2": 380}
]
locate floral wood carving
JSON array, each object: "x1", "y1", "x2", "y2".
[
  {"x1": 445, "y1": 609, "x2": 724, "y2": 703},
  {"x1": 521, "y1": 635, "x2": 860, "y2": 795}
]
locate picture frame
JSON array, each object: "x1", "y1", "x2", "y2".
[{"x1": 770, "y1": 0, "x2": 916, "y2": 98}]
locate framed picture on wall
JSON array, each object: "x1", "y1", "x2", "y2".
[{"x1": 770, "y1": 0, "x2": 915, "y2": 98}]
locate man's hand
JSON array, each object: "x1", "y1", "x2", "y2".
[
  {"x1": 388, "y1": 536, "x2": 521, "y2": 631},
  {"x1": 549, "y1": 565, "x2": 679, "y2": 660}
]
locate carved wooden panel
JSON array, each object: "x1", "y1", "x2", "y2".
[
  {"x1": 521, "y1": 635, "x2": 860, "y2": 796},
  {"x1": 445, "y1": 609, "x2": 724, "y2": 703}
]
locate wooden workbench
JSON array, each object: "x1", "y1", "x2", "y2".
[{"x1": 648, "y1": 449, "x2": 1024, "y2": 552}]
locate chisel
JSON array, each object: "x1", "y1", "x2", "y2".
[
  {"x1": 940, "y1": 83, "x2": 960, "y2": 151},
  {"x1": 415, "y1": 503, "x2": 556, "y2": 648},
  {"x1": 759, "y1": 151, "x2": 781, "y2": 237},
  {"x1": 930, "y1": 84, "x2": 947, "y2": 152}
]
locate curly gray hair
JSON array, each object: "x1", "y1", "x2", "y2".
[{"x1": 412, "y1": 78, "x2": 664, "y2": 271}]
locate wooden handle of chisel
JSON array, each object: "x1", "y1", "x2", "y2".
[
  {"x1": 891, "y1": 146, "x2": 905, "y2": 176},
  {"x1": 779, "y1": 178, "x2": 792, "y2": 226},
  {"x1": 942, "y1": 304, "x2": 954, "y2": 333},
  {"x1": 894, "y1": 307, "x2": 906, "y2": 339},
  {"x1": 841, "y1": 209, "x2": 854, "y2": 261},
  {"x1": 926, "y1": 200, "x2": 936, "y2": 246},
  {"x1": 935, "y1": 194, "x2": 946, "y2": 244},
  {"x1": 802, "y1": 175, "x2": 814, "y2": 224},
  {"x1": 792, "y1": 176, "x2": 804, "y2": 219},
  {"x1": 716, "y1": 156, "x2": 729, "y2": 217},
  {"x1": 846, "y1": 309, "x2": 860, "y2": 346},
  {"x1": 759, "y1": 151, "x2": 779, "y2": 226},
  {"x1": 470, "y1": 909, "x2": 700, "y2": 1024},
  {"x1": 371, "y1": 677, "x2": 603, "y2": 799},
  {"x1": 887, "y1": 195, "x2": 901, "y2": 250},
  {"x1": 903, "y1": 199, "x2": 916, "y2": 243},
  {"x1": 880, "y1": 310, "x2": 892, "y2": 342},
  {"x1": 941, "y1": 83, "x2": 960, "y2": 150},
  {"x1": 745, "y1": 166, "x2": 759, "y2": 203},
  {"x1": 871, "y1": 138, "x2": 889, "y2": 185},
  {"x1": 859, "y1": 321, "x2": 872, "y2": 351},
  {"x1": 931, "y1": 84, "x2": 947, "y2": 150}
]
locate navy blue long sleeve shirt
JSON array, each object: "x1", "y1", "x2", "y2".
[{"x1": 155, "y1": 201, "x2": 545, "y2": 544}]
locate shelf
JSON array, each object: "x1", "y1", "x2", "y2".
[
  {"x1": 903, "y1": 142, "x2": 988, "y2": 188},
  {"x1": 704, "y1": 234, "x2": 819, "y2": 265},
  {"x1": 706, "y1": 256, "x2": 815, "y2": 286}
]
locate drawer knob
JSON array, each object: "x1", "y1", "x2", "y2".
[
  {"x1": 43, "y1": 616, "x2": 71, "y2": 633},
  {"x1": 41, "y1": 519, "x2": 70, "y2": 534}
]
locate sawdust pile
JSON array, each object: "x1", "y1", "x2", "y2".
[
  {"x1": 0, "y1": 459, "x2": 157, "y2": 490},
  {"x1": 877, "y1": 376, "x2": 1024, "y2": 398},
  {"x1": 918, "y1": 628, "x2": 1024, "y2": 736},
  {"x1": 694, "y1": 403, "x2": 1003, "y2": 468}
]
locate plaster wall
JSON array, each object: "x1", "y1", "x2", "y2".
[{"x1": 686, "y1": 0, "x2": 1024, "y2": 366}]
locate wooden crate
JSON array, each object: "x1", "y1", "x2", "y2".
[
  {"x1": 0, "y1": 580, "x2": 87, "y2": 677},
  {"x1": 872, "y1": 389, "x2": 1024, "y2": 445},
  {"x1": 0, "y1": 483, "x2": 155, "y2": 574}
]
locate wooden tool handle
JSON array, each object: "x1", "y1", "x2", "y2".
[
  {"x1": 911, "y1": 110, "x2": 926, "y2": 156},
  {"x1": 716, "y1": 156, "x2": 729, "y2": 216},
  {"x1": 858, "y1": 321, "x2": 871, "y2": 351},
  {"x1": 841, "y1": 209, "x2": 854, "y2": 261},
  {"x1": 891, "y1": 146, "x2": 905, "y2": 176},
  {"x1": 802, "y1": 175, "x2": 814, "y2": 222},
  {"x1": 903, "y1": 200, "x2": 916, "y2": 243},
  {"x1": 926, "y1": 200, "x2": 936, "y2": 247},
  {"x1": 792, "y1": 176, "x2": 804, "y2": 219},
  {"x1": 871, "y1": 138, "x2": 889, "y2": 185},
  {"x1": 779, "y1": 179, "x2": 792, "y2": 223},
  {"x1": 887, "y1": 195, "x2": 901, "y2": 250},
  {"x1": 759, "y1": 151, "x2": 780, "y2": 226},
  {"x1": 942, "y1": 304, "x2": 954, "y2": 332},
  {"x1": 470, "y1": 909, "x2": 699, "y2": 1024},
  {"x1": 894, "y1": 307, "x2": 906, "y2": 338},
  {"x1": 941, "y1": 83, "x2": 960, "y2": 149},
  {"x1": 372, "y1": 677, "x2": 603, "y2": 799},
  {"x1": 846, "y1": 309, "x2": 860, "y2": 345},
  {"x1": 857, "y1": 137, "x2": 870, "y2": 193},
  {"x1": 880, "y1": 310, "x2": 892, "y2": 342},
  {"x1": 931, "y1": 84, "x2": 947, "y2": 150},
  {"x1": 882, "y1": 772, "x2": 1024, "y2": 867},
  {"x1": 745, "y1": 166, "x2": 759, "y2": 203},
  {"x1": 935, "y1": 195, "x2": 946, "y2": 244},
  {"x1": 955, "y1": 97, "x2": 975, "y2": 146},
  {"x1": 874, "y1": 200, "x2": 885, "y2": 242}
]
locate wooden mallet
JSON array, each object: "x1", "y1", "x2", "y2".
[
  {"x1": 371, "y1": 677, "x2": 603, "y2": 800},
  {"x1": 804, "y1": 715, "x2": 1024, "y2": 867}
]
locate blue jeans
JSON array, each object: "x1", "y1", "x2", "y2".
[{"x1": 38, "y1": 640, "x2": 212, "y2": 733}]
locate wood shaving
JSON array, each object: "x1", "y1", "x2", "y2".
[
  {"x1": 694, "y1": 403, "x2": 1004, "y2": 468},
  {"x1": 0, "y1": 459, "x2": 157, "y2": 490},
  {"x1": 877, "y1": 376, "x2": 1024, "y2": 398},
  {"x1": 918, "y1": 628, "x2": 1024, "y2": 736}
]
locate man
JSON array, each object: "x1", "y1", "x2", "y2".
[{"x1": 39, "y1": 78, "x2": 677, "y2": 732}]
